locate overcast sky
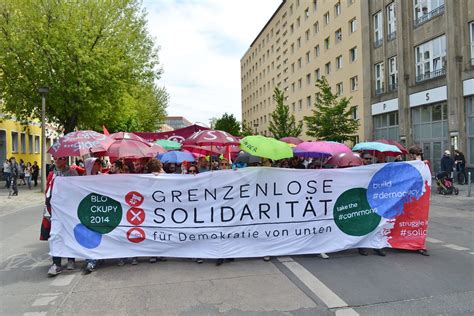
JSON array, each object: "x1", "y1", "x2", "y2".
[{"x1": 143, "y1": 0, "x2": 281, "y2": 126}]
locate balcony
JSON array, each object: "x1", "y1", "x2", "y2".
[
  {"x1": 414, "y1": 4, "x2": 445, "y2": 27},
  {"x1": 387, "y1": 31, "x2": 396, "y2": 41},
  {"x1": 415, "y1": 67, "x2": 446, "y2": 82},
  {"x1": 374, "y1": 38, "x2": 383, "y2": 48}
]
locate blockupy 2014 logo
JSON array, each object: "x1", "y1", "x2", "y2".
[
  {"x1": 333, "y1": 163, "x2": 424, "y2": 236},
  {"x1": 74, "y1": 191, "x2": 146, "y2": 248}
]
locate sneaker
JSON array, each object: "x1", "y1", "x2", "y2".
[
  {"x1": 149, "y1": 257, "x2": 158, "y2": 263},
  {"x1": 263, "y1": 256, "x2": 271, "y2": 261},
  {"x1": 196, "y1": 258, "x2": 203, "y2": 264},
  {"x1": 374, "y1": 249, "x2": 386, "y2": 257},
  {"x1": 47, "y1": 264, "x2": 62, "y2": 277},
  {"x1": 358, "y1": 248, "x2": 369, "y2": 256},
  {"x1": 117, "y1": 259, "x2": 125, "y2": 266},
  {"x1": 320, "y1": 253, "x2": 329, "y2": 259},
  {"x1": 131, "y1": 257, "x2": 138, "y2": 265},
  {"x1": 66, "y1": 259, "x2": 75, "y2": 270},
  {"x1": 83, "y1": 262, "x2": 95, "y2": 274}
]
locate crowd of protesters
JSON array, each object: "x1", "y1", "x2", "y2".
[
  {"x1": 2, "y1": 157, "x2": 40, "y2": 197},
  {"x1": 41, "y1": 145, "x2": 438, "y2": 277}
]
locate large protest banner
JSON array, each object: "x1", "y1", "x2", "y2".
[{"x1": 49, "y1": 161, "x2": 431, "y2": 259}]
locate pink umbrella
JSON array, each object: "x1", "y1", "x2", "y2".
[
  {"x1": 110, "y1": 132, "x2": 147, "y2": 142},
  {"x1": 182, "y1": 145, "x2": 222, "y2": 156},
  {"x1": 48, "y1": 130, "x2": 114, "y2": 157},
  {"x1": 294, "y1": 141, "x2": 351, "y2": 158},
  {"x1": 104, "y1": 139, "x2": 157, "y2": 160},
  {"x1": 280, "y1": 137, "x2": 304, "y2": 145},
  {"x1": 183, "y1": 130, "x2": 240, "y2": 146},
  {"x1": 326, "y1": 152, "x2": 364, "y2": 168},
  {"x1": 149, "y1": 143, "x2": 167, "y2": 155}
]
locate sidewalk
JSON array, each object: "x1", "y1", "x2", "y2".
[
  {"x1": 430, "y1": 179, "x2": 473, "y2": 212},
  {"x1": 0, "y1": 183, "x2": 44, "y2": 217}
]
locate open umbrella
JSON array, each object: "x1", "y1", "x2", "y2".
[
  {"x1": 280, "y1": 137, "x2": 303, "y2": 146},
  {"x1": 325, "y1": 152, "x2": 363, "y2": 168},
  {"x1": 48, "y1": 130, "x2": 114, "y2": 157},
  {"x1": 104, "y1": 139, "x2": 157, "y2": 160},
  {"x1": 235, "y1": 152, "x2": 262, "y2": 165},
  {"x1": 158, "y1": 151, "x2": 195, "y2": 163},
  {"x1": 240, "y1": 135, "x2": 293, "y2": 160},
  {"x1": 352, "y1": 142, "x2": 401, "y2": 156},
  {"x1": 182, "y1": 145, "x2": 222, "y2": 156},
  {"x1": 110, "y1": 132, "x2": 146, "y2": 142},
  {"x1": 375, "y1": 139, "x2": 408, "y2": 155},
  {"x1": 294, "y1": 141, "x2": 351, "y2": 158},
  {"x1": 184, "y1": 130, "x2": 240, "y2": 146},
  {"x1": 155, "y1": 139, "x2": 182, "y2": 150}
]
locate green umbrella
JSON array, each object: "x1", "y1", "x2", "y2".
[
  {"x1": 154, "y1": 139, "x2": 182, "y2": 150},
  {"x1": 240, "y1": 135, "x2": 293, "y2": 160}
]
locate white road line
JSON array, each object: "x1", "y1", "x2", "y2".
[
  {"x1": 32, "y1": 295, "x2": 58, "y2": 306},
  {"x1": 50, "y1": 274, "x2": 75, "y2": 287},
  {"x1": 335, "y1": 308, "x2": 360, "y2": 316},
  {"x1": 470, "y1": 252, "x2": 474, "y2": 255},
  {"x1": 278, "y1": 257, "x2": 358, "y2": 315},
  {"x1": 444, "y1": 244, "x2": 470, "y2": 251},
  {"x1": 23, "y1": 312, "x2": 47, "y2": 316},
  {"x1": 425, "y1": 237, "x2": 443, "y2": 243}
]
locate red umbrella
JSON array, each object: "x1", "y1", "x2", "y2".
[
  {"x1": 109, "y1": 132, "x2": 147, "y2": 142},
  {"x1": 182, "y1": 145, "x2": 222, "y2": 156},
  {"x1": 326, "y1": 152, "x2": 364, "y2": 168},
  {"x1": 183, "y1": 130, "x2": 240, "y2": 146},
  {"x1": 280, "y1": 137, "x2": 303, "y2": 145},
  {"x1": 48, "y1": 130, "x2": 114, "y2": 158},
  {"x1": 104, "y1": 139, "x2": 157, "y2": 160},
  {"x1": 375, "y1": 139, "x2": 408, "y2": 155}
]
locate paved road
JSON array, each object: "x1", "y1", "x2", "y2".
[{"x1": 0, "y1": 186, "x2": 473, "y2": 315}]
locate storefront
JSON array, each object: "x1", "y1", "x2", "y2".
[
  {"x1": 464, "y1": 78, "x2": 474, "y2": 169},
  {"x1": 371, "y1": 98, "x2": 399, "y2": 141}
]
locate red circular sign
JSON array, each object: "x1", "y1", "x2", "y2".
[
  {"x1": 126, "y1": 227, "x2": 146, "y2": 243},
  {"x1": 125, "y1": 191, "x2": 144, "y2": 207},
  {"x1": 126, "y1": 208, "x2": 145, "y2": 226}
]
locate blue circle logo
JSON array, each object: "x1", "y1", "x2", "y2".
[
  {"x1": 74, "y1": 223, "x2": 102, "y2": 249},
  {"x1": 367, "y1": 163, "x2": 424, "y2": 219}
]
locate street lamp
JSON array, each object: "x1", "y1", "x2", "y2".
[{"x1": 38, "y1": 87, "x2": 49, "y2": 193}]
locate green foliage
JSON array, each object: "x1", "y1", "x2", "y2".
[
  {"x1": 268, "y1": 88, "x2": 303, "y2": 139},
  {"x1": 0, "y1": 0, "x2": 166, "y2": 133},
  {"x1": 240, "y1": 120, "x2": 254, "y2": 137},
  {"x1": 214, "y1": 113, "x2": 241, "y2": 136},
  {"x1": 304, "y1": 76, "x2": 359, "y2": 142}
]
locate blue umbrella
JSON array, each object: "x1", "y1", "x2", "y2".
[
  {"x1": 352, "y1": 142, "x2": 401, "y2": 154},
  {"x1": 157, "y1": 151, "x2": 195, "y2": 163}
]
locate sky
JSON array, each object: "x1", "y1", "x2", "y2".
[{"x1": 143, "y1": 0, "x2": 282, "y2": 126}]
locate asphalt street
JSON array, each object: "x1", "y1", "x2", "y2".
[{"x1": 0, "y1": 185, "x2": 473, "y2": 316}]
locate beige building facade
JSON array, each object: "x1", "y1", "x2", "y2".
[
  {"x1": 241, "y1": 0, "x2": 370, "y2": 142},
  {"x1": 367, "y1": 0, "x2": 474, "y2": 173}
]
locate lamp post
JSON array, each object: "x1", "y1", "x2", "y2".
[{"x1": 38, "y1": 87, "x2": 49, "y2": 193}]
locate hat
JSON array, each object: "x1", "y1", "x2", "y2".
[{"x1": 444, "y1": 150, "x2": 451, "y2": 155}]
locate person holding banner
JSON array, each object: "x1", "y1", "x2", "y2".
[{"x1": 44, "y1": 156, "x2": 79, "y2": 277}]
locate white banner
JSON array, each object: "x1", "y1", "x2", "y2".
[{"x1": 50, "y1": 161, "x2": 432, "y2": 259}]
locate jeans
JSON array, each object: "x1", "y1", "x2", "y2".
[
  {"x1": 25, "y1": 175, "x2": 31, "y2": 189},
  {"x1": 52, "y1": 257, "x2": 75, "y2": 266},
  {"x1": 4, "y1": 172, "x2": 10, "y2": 188}
]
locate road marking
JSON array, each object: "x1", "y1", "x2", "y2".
[
  {"x1": 425, "y1": 237, "x2": 443, "y2": 243},
  {"x1": 278, "y1": 257, "x2": 358, "y2": 315},
  {"x1": 444, "y1": 244, "x2": 470, "y2": 251},
  {"x1": 50, "y1": 274, "x2": 75, "y2": 287},
  {"x1": 32, "y1": 294, "x2": 58, "y2": 306},
  {"x1": 335, "y1": 308, "x2": 360, "y2": 316},
  {"x1": 470, "y1": 252, "x2": 474, "y2": 255},
  {"x1": 23, "y1": 313, "x2": 47, "y2": 316}
]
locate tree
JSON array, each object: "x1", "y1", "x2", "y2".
[
  {"x1": 214, "y1": 113, "x2": 241, "y2": 136},
  {"x1": 268, "y1": 88, "x2": 303, "y2": 139},
  {"x1": 0, "y1": 0, "x2": 165, "y2": 133},
  {"x1": 304, "y1": 76, "x2": 359, "y2": 142},
  {"x1": 240, "y1": 120, "x2": 254, "y2": 137}
]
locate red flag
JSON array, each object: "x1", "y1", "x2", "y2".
[{"x1": 103, "y1": 125, "x2": 110, "y2": 136}]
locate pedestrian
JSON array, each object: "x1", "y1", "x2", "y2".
[
  {"x1": 42, "y1": 156, "x2": 79, "y2": 277},
  {"x1": 25, "y1": 162, "x2": 32, "y2": 189},
  {"x1": 18, "y1": 159, "x2": 26, "y2": 185},
  {"x1": 32, "y1": 161, "x2": 40, "y2": 187},
  {"x1": 454, "y1": 150, "x2": 467, "y2": 184},
  {"x1": 440, "y1": 150, "x2": 454, "y2": 174},
  {"x1": 3, "y1": 159, "x2": 11, "y2": 188},
  {"x1": 9, "y1": 157, "x2": 19, "y2": 197}
]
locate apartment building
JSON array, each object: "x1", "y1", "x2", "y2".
[
  {"x1": 368, "y1": 0, "x2": 474, "y2": 173},
  {"x1": 241, "y1": 0, "x2": 371, "y2": 142}
]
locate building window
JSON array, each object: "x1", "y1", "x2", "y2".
[
  {"x1": 290, "y1": 23, "x2": 294, "y2": 34},
  {"x1": 352, "y1": 106, "x2": 359, "y2": 120},
  {"x1": 11, "y1": 131, "x2": 18, "y2": 152},
  {"x1": 374, "y1": 112, "x2": 399, "y2": 140},
  {"x1": 387, "y1": 2, "x2": 396, "y2": 41},
  {"x1": 315, "y1": 45, "x2": 320, "y2": 57},
  {"x1": 336, "y1": 55, "x2": 343, "y2": 69},
  {"x1": 315, "y1": 68, "x2": 321, "y2": 81},
  {"x1": 335, "y1": 1, "x2": 341, "y2": 16},
  {"x1": 291, "y1": 43, "x2": 295, "y2": 53},
  {"x1": 374, "y1": 11, "x2": 383, "y2": 48},
  {"x1": 349, "y1": 18, "x2": 357, "y2": 33},
  {"x1": 291, "y1": 63, "x2": 295, "y2": 73},
  {"x1": 34, "y1": 136, "x2": 40, "y2": 153},
  {"x1": 335, "y1": 28, "x2": 342, "y2": 43},
  {"x1": 313, "y1": 0, "x2": 318, "y2": 11},
  {"x1": 325, "y1": 62, "x2": 331, "y2": 75},
  {"x1": 20, "y1": 133, "x2": 26, "y2": 153},
  {"x1": 298, "y1": 99, "x2": 303, "y2": 111},
  {"x1": 28, "y1": 135, "x2": 33, "y2": 153},
  {"x1": 414, "y1": 0, "x2": 445, "y2": 26},
  {"x1": 324, "y1": 12, "x2": 330, "y2": 25},
  {"x1": 298, "y1": 78, "x2": 302, "y2": 89},
  {"x1": 336, "y1": 82, "x2": 343, "y2": 95},
  {"x1": 297, "y1": 16, "x2": 301, "y2": 27},
  {"x1": 305, "y1": 29, "x2": 310, "y2": 41},
  {"x1": 292, "y1": 102, "x2": 296, "y2": 112},
  {"x1": 292, "y1": 82, "x2": 296, "y2": 92},
  {"x1": 348, "y1": 0, "x2": 355, "y2": 6},
  {"x1": 470, "y1": 22, "x2": 474, "y2": 66},
  {"x1": 306, "y1": 96, "x2": 312, "y2": 108},
  {"x1": 415, "y1": 34, "x2": 446, "y2": 82},
  {"x1": 350, "y1": 76, "x2": 358, "y2": 91},
  {"x1": 375, "y1": 62, "x2": 384, "y2": 95},
  {"x1": 298, "y1": 58, "x2": 302, "y2": 68},
  {"x1": 306, "y1": 73, "x2": 311, "y2": 84},
  {"x1": 314, "y1": 21, "x2": 319, "y2": 34},
  {"x1": 388, "y1": 56, "x2": 398, "y2": 91},
  {"x1": 297, "y1": 37, "x2": 301, "y2": 48},
  {"x1": 306, "y1": 51, "x2": 311, "y2": 63},
  {"x1": 324, "y1": 37, "x2": 330, "y2": 49},
  {"x1": 305, "y1": 7, "x2": 309, "y2": 19},
  {"x1": 349, "y1": 46, "x2": 357, "y2": 62}
]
